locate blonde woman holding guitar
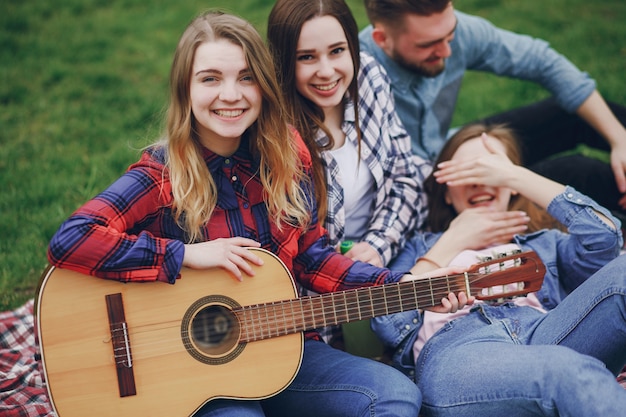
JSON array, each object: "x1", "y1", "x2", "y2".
[{"x1": 40, "y1": 10, "x2": 483, "y2": 417}]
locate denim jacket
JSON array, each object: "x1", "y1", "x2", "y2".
[
  {"x1": 372, "y1": 187, "x2": 622, "y2": 379},
  {"x1": 359, "y1": 11, "x2": 596, "y2": 161}
]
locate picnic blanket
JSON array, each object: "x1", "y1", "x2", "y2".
[
  {"x1": 1, "y1": 300, "x2": 625, "y2": 417},
  {"x1": 0, "y1": 300, "x2": 54, "y2": 417}
]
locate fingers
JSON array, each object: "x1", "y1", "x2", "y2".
[
  {"x1": 440, "y1": 292, "x2": 458, "y2": 313},
  {"x1": 480, "y1": 133, "x2": 506, "y2": 156},
  {"x1": 229, "y1": 237, "x2": 262, "y2": 248},
  {"x1": 226, "y1": 246, "x2": 264, "y2": 280},
  {"x1": 341, "y1": 242, "x2": 383, "y2": 267},
  {"x1": 494, "y1": 212, "x2": 530, "y2": 237},
  {"x1": 448, "y1": 209, "x2": 530, "y2": 250},
  {"x1": 183, "y1": 238, "x2": 264, "y2": 282},
  {"x1": 439, "y1": 291, "x2": 474, "y2": 313},
  {"x1": 434, "y1": 148, "x2": 514, "y2": 187},
  {"x1": 351, "y1": 254, "x2": 383, "y2": 267},
  {"x1": 425, "y1": 290, "x2": 467, "y2": 314},
  {"x1": 457, "y1": 291, "x2": 475, "y2": 306},
  {"x1": 433, "y1": 159, "x2": 473, "y2": 184},
  {"x1": 434, "y1": 161, "x2": 489, "y2": 187},
  {"x1": 436, "y1": 290, "x2": 475, "y2": 314}
]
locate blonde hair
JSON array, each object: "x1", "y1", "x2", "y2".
[{"x1": 162, "y1": 11, "x2": 311, "y2": 242}]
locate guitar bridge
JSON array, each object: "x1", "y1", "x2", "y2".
[{"x1": 105, "y1": 293, "x2": 137, "y2": 397}]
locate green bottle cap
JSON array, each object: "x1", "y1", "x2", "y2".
[{"x1": 340, "y1": 240, "x2": 354, "y2": 254}]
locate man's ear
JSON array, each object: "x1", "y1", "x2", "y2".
[{"x1": 371, "y1": 26, "x2": 388, "y2": 49}]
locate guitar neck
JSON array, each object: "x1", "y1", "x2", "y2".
[{"x1": 236, "y1": 274, "x2": 467, "y2": 343}]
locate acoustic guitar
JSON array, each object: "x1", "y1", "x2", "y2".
[{"x1": 36, "y1": 248, "x2": 545, "y2": 417}]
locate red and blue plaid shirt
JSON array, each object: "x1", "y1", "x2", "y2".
[{"x1": 47, "y1": 131, "x2": 404, "y2": 295}]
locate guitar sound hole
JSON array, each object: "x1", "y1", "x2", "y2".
[
  {"x1": 190, "y1": 305, "x2": 240, "y2": 356},
  {"x1": 182, "y1": 296, "x2": 245, "y2": 364}
]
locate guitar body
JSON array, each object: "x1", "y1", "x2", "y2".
[{"x1": 36, "y1": 248, "x2": 303, "y2": 417}]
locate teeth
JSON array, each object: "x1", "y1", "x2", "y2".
[
  {"x1": 470, "y1": 195, "x2": 493, "y2": 204},
  {"x1": 215, "y1": 109, "x2": 244, "y2": 117},
  {"x1": 315, "y1": 81, "x2": 338, "y2": 91}
]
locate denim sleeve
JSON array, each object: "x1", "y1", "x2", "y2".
[
  {"x1": 548, "y1": 187, "x2": 622, "y2": 289},
  {"x1": 455, "y1": 11, "x2": 596, "y2": 112},
  {"x1": 518, "y1": 186, "x2": 622, "y2": 305}
]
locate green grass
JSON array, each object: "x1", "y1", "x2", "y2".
[{"x1": 1, "y1": 0, "x2": 625, "y2": 310}]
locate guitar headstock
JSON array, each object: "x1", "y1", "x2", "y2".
[{"x1": 466, "y1": 251, "x2": 545, "y2": 301}]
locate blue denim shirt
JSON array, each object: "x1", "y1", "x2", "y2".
[
  {"x1": 372, "y1": 187, "x2": 622, "y2": 379},
  {"x1": 359, "y1": 11, "x2": 596, "y2": 161}
]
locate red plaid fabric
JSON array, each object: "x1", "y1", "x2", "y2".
[{"x1": 0, "y1": 300, "x2": 54, "y2": 417}]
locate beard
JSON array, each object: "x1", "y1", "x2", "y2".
[{"x1": 390, "y1": 49, "x2": 446, "y2": 78}]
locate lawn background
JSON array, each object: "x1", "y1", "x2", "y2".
[{"x1": 1, "y1": 0, "x2": 625, "y2": 311}]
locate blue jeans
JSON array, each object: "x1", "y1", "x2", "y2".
[
  {"x1": 415, "y1": 255, "x2": 626, "y2": 416},
  {"x1": 194, "y1": 339, "x2": 421, "y2": 416}
]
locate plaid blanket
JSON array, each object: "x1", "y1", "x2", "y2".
[
  {"x1": 0, "y1": 300, "x2": 54, "y2": 417},
  {"x1": 1, "y1": 300, "x2": 624, "y2": 417}
]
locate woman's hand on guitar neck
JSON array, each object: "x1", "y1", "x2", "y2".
[
  {"x1": 430, "y1": 290, "x2": 474, "y2": 314},
  {"x1": 400, "y1": 266, "x2": 476, "y2": 313},
  {"x1": 183, "y1": 237, "x2": 263, "y2": 281}
]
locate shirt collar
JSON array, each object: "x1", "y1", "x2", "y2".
[{"x1": 201, "y1": 135, "x2": 255, "y2": 173}]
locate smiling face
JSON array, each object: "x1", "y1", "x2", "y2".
[
  {"x1": 189, "y1": 39, "x2": 262, "y2": 156},
  {"x1": 373, "y1": 3, "x2": 456, "y2": 77},
  {"x1": 294, "y1": 15, "x2": 354, "y2": 117},
  {"x1": 444, "y1": 136, "x2": 514, "y2": 213}
]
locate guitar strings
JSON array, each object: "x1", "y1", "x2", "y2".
[
  {"x1": 105, "y1": 262, "x2": 528, "y2": 363},
  {"x1": 101, "y1": 272, "x2": 485, "y2": 363}
]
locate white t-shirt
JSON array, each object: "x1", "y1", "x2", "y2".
[{"x1": 329, "y1": 139, "x2": 375, "y2": 241}]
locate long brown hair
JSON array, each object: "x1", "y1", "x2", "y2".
[
  {"x1": 267, "y1": 0, "x2": 362, "y2": 221},
  {"x1": 162, "y1": 10, "x2": 310, "y2": 241},
  {"x1": 426, "y1": 123, "x2": 561, "y2": 233}
]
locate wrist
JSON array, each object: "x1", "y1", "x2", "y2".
[{"x1": 417, "y1": 256, "x2": 442, "y2": 269}]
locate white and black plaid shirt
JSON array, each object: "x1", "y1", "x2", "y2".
[
  {"x1": 307, "y1": 53, "x2": 431, "y2": 344},
  {"x1": 318, "y1": 53, "x2": 431, "y2": 266}
]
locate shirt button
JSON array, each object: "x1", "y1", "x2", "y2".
[
  {"x1": 224, "y1": 158, "x2": 231, "y2": 165},
  {"x1": 567, "y1": 193, "x2": 573, "y2": 199},
  {"x1": 412, "y1": 318, "x2": 419, "y2": 324},
  {"x1": 404, "y1": 324, "x2": 411, "y2": 330},
  {"x1": 231, "y1": 175, "x2": 238, "y2": 182},
  {"x1": 243, "y1": 203, "x2": 249, "y2": 209}
]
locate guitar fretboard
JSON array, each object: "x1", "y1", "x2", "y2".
[{"x1": 236, "y1": 274, "x2": 468, "y2": 342}]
